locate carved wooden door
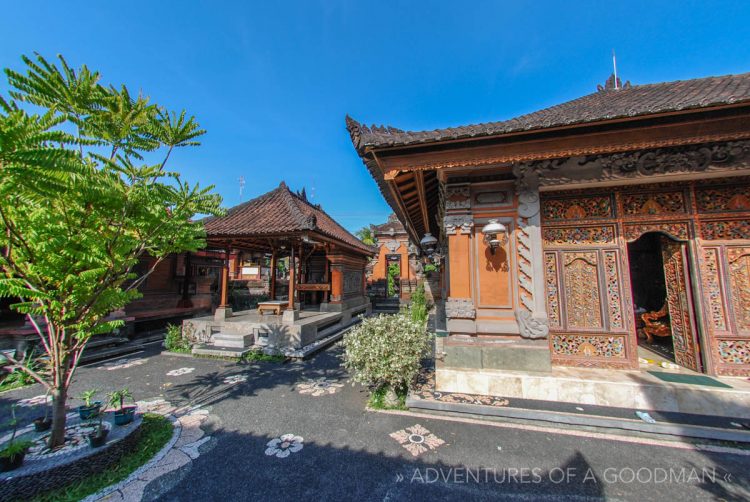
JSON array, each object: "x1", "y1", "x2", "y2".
[{"x1": 660, "y1": 236, "x2": 701, "y2": 371}]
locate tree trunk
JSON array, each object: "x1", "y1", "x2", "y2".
[{"x1": 48, "y1": 384, "x2": 69, "y2": 449}]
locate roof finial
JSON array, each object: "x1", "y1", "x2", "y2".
[{"x1": 612, "y1": 49, "x2": 619, "y2": 90}]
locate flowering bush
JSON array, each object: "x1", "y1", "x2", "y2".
[{"x1": 343, "y1": 313, "x2": 430, "y2": 392}]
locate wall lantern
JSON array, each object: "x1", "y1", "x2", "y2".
[
  {"x1": 419, "y1": 232, "x2": 438, "y2": 255},
  {"x1": 481, "y1": 219, "x2": 507, "y2": 254}
]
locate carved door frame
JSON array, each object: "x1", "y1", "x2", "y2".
[{"x1": 623, "y1": 230, "x2": 703, "y2": 372}]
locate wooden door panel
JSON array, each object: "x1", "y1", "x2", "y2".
[{"x1": 661, "y1": 237, "x2": 701, "y2": 372}]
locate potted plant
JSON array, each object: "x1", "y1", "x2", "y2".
[
  {"x1": 32, "y1": 390, "x2": 52, "y2": 432},
  {"x1": 423, "y1": 263, "x2": 438, "y2": 278},
  {"x1": 78, "y1": 389, "x2": 101, "y2": 420},
  {"x1": 107, "y1": 388, "x2": 136, "y2": 426},
  {"x1": 0, "y1": 405, "x2": 34, "y2": 472},
  {"x1": 85, "y1": 408, "x2": 109, "y2": 448}
]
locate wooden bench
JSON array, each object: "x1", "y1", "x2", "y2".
[{"x1": 257, "y1": 301, "x2": 287, "y2": 315}]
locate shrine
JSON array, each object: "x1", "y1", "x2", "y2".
[
  {"x1": 347, "y1": 71, "x2": 750, "y2": 389},
  {"x1": 184, "y1": 181, "x2": 373, "y2": 357}
]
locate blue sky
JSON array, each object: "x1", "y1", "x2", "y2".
[{"x1": 2, "y1": 1, "x2": 749, "y2": 232}]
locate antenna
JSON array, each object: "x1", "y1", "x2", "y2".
[
  {"x1": 612, "y1": 49, "x2": 619, "y2": 90},
  {"x1": 238, "y1": 176, "x2": 245, "y2": 200}
]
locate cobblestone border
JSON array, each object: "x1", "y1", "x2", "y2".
[{"x1": 84, "y1": 399, "x2": 216, "y2": 502}]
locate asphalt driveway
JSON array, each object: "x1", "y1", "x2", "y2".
[{"x1": 1, "y1": 344, "x2": 748, "y2": 501}]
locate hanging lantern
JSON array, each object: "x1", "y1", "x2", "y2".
[
  {"x1": 419, "y1": 232, "x2": 438, "y2": 254},
  {"x1": 481, "y1": 219, "x2": 507, "y2": 254}
]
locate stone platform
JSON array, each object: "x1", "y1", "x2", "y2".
[
  {"x1": 187, "y1": 300, "x2": 369, "y2": 358},
  {"x1": 435, "y1": 364, "x2": 750, "y2": 419}
]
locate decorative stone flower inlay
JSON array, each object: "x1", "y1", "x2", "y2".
[
  {"x1": 223, "y1": 375, "x2": 248, "y2": 385},
  {"x1": 16, "y1": 394, "x2": 52, "y2": 407},
  {"x1": 100, "y1": 358, "x2": 147, "y2": 371},
  {"x1": 166, "y1": 367, "x2": 195, "y2": 376},
  {"x1": 265, "y1": 434, "x2": 304, "y2": 458},
  {"x1": 390, "y1": 424, "x2": 445, "y2": 457},
  {"x1": 296, "y1": 377, "x2": 344, "y2": 397}
]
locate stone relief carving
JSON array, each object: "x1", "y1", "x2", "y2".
[
  {"x1": 515, "y1": 309, "x2": 549, "y2": 340},
  {"x1": 343, "y1": 270, "x2": 362, "y2": 294},
  {"x1": 445, "y1": 184, "x2": 471, "y2": 210},
  {"x1": 516, "y1": 217, "x2": 534, "y2": 312},
  {"x1": 384, "y1": 240, "x2": 401, "y2": 253},
  {"x1": 445, "y1": 298, "x2": 476, "y2": 319},
  {"x1": 514, "y1": 141, "x2": 750, "y2": 188},
  {"x1": 443, "y1": 215, "x2": 474, "y2": 235}
]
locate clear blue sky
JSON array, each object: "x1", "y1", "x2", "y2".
[{"x1": 2, "y1": 1, "x2": 749, "y2": 232}]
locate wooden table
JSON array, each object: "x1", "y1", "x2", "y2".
[{"x1": 257, "y1": 300, "x2": 287, "y2": 315}]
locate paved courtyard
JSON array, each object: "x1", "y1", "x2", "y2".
[{"x1": 1, "y1": 344, "x2": 749, "y2": 501}]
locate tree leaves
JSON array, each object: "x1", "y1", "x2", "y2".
[{"x1": 0, "y1": 53, "x2": 224, "y2": 433}]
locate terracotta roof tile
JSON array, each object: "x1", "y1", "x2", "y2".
[
  {"x1": 204, "y1": 182, "x2": 373, "y2": 254},
  {"x1": 347, "y1": 72, "x2": 750, "y2": 150}
]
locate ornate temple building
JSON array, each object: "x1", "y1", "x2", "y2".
[
  {"x1": 367, "y1": 214, "x2": 420, "y2": 299},
  {"x1": 347, "y1": 72, "x2": 750, "y2": 383}
]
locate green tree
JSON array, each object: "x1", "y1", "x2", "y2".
[
  {"x1": 355, "y1": 226, "x2": 376, "y2": 246},
  {"x1": 0, "y1": 53, "x2": 222, "y2": 448}
]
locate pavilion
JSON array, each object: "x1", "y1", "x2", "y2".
[{"x1": 185, "y1": 181, "x2": 374, "y2": 357}]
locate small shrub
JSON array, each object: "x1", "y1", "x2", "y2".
[
  {"x1": 423, "y1": 263, "x2": 438, "y2": 274},
  {"x1": 343, "y1": 313, "x2": 430, "y2": 394},
  {"x1": 164, "y1": 324, "x2": 191, "y2": 353},
  {"x1": 409, "y1": 282, "x2": 429, "y2": 325}
]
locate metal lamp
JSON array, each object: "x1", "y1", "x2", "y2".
[
  {"x1": 419, "y1": 232, "x2": 438, "y2": 254},
  {"x1": 481, "y1": 219, "x2": 507, "y2": 254}
]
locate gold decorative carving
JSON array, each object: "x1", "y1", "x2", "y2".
[
  {"x1": 728, "y1": 247, "x2": 750, "y2": 332},
  {"x1": 563, "y1": 252, "x2": 602, "y2": 330}
]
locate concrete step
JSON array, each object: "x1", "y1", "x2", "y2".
[
  {"x1": 406, "y1": 393, "x2": 750, "y2": 443},
  {"x1": 435, "y1": 366, "x2": 750, "y2": 419},
  {"x1": 212, "y1": 332, "x2": 254, "y2": 348},
  {"x1": 192, "y1": 344, "x2": 252, "y2": 359}
]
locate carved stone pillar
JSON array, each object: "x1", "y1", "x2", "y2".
[{"x1": 513, "y1": 168, "x2": 549, "y2": 339}]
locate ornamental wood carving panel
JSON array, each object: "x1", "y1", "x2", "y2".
[
  {"x1": 603, "y1": 251, "x2": 625, "y2": 330},
  {"x1": 727, "y1": 247, "x2": 750, "y2": 333},
  {"x1": 661, "y1": 237, "x2": 701, "y2": 372},
  {"x1": 696, "y1": 186, "x2": 750, "y2": 213},
  {"x1": 621, "y1": 191, "x2": 686, "y2": 216},
  {"x1": 717, "y1": 339, "x2": 750, "y2": 365},
  {"x1": 563, "y1": 252, "x2": 603, "y2": 330},
  {"x1": 623, "y1": 222, "x2": 690, "y2": 242},
  {"x1": 701, "y1": 247, "x2": 728, "y2": 331},
  {"x1": 701, "y1": 220, "x2": 750, "y2": 240},
  {"x1": 544, "y1": 252, "x2": 561, "y2": 329},
  {"x1": 550, "y1": 334, "x2": 626, "y2": 358},
  {"x1": 543, "y1": 226, "x2": 615, "y2": 246},
  {"x1": 541, "y1": 196, "x2": 612, "y2": 222}
]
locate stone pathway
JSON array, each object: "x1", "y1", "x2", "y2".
[
  {"x1": 85, "y1": 399, "x2": 216, "y2": 502},
  {"x1": 1, "y1": 344, "x2": 749, "y2": 501}
]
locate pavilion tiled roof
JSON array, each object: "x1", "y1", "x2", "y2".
[
  {"x1": 346, "y1": 72, "x2": 750, "y2": 150},
  {"x1": 204, "y1": 182, "x2": 373, "y2": 254}
]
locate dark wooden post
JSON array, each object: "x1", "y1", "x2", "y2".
[
  {"x1": 178, "y1": 252, "x2": 193, "y2": 307},
  {"x1": 219, "y1": 247, "x2": 230, "y2": 308},
  {"x1": 269, "y1": 249, "x2": 277, "y2": 300},
  {"x1": 288, "y1": 244, "x2": 296, "y2": 310}
]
